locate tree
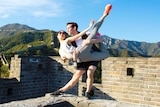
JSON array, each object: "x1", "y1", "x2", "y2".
[{"x1": 0, "y1": 65, "x2": 9, "y2": 77}]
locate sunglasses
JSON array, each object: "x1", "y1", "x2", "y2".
[{"x1": 58, "y1": 32, "x2": 66, "y2": 34}]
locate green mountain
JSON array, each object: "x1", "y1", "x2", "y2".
[
  {"x1": 0, "y1": 23, "x2": 59, "y2": 58},
  {"x1": 0, "y1": 23, "x2": 36, "y2": 39},
  {"x1": 0, "y1": 23, "x2": 159, "y2": 57},
  {"x1": 102, "y1": 36, "x2": 160, "y2": 56}
]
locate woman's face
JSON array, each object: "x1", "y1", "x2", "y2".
[{"x1": 57, "y1": 31, "x2": 66, "y2": 40}]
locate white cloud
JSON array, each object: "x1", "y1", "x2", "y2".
[
  {"x1": 1, "y1": 14, "x2": 9, "y2": 18},
  {"x1": 0, "y1": 0, "x2": 70, "y2": 18}
]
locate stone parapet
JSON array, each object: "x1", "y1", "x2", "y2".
[
  {"x1": 0, "y1": 93, "x2": 157, "y2": 107},
  {"x1": 0, "y1": 55, "x2": 160, "y2": 107}
]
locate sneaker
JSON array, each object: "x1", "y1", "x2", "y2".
[
  {"x1": 85, "y1": 92, "x2": 91, "y2": 99},
  {"x1": 105, "y1": 4, "x2": 112, "y2": 15},
  {"x1": 51, "y1": 90, "x2": 64, "y2": 95}
]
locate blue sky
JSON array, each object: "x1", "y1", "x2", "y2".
[{"x1": 0, "y1": 0, "x2": 159, "y2": 43}]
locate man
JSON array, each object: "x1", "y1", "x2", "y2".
[
  {"x1": 52, "y1": 22, "x2": 99, "y2": 99},
  {"x1": 66, "y1": 22, "x2": 100, "y2": 98},
  {"x1": 52, "y1": 4, "x2": 112, "y2": 99}
]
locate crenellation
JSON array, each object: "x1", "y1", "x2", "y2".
[{"x1": 0, "y1": 55, "x2": 160, "y2": 107}]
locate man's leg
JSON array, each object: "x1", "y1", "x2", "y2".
[
  {"x1": 52, "y1": 69, "x2": 85, "y2": 95},
  {"x1": 60, "y1": 70, "x2": 85, "y2": 92},
  {"x1": 85, "y1": 65, "x2": 97, "y2": 98}
]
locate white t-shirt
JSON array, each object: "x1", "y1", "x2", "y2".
[
  {"x1": 75, "y1": 37, "x2": 83, "y2": 47},
  {"x1": 59, "y1": 40, "x2": 76, "y2": 59}
]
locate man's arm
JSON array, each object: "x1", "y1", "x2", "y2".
[
  {"x1": 82, "y1": 38, "x2": 102, "y2": 46},
  {"x1": 66, "y1": 20, "x2": 94, "y2": 44}
]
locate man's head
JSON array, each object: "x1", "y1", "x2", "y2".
[{"x1": 66, "y1": 22, "x2": 78, "y2": 36}]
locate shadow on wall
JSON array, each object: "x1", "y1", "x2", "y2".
[
  {"x1": 0, "y1": 55, "x2": 116, "y2": 104},
  {"x1": 0, "y1": 78, "x2": 20, "y2": 104},
  {"x1": 0, "y1": 56, "x2": 75, "y2": 104}
]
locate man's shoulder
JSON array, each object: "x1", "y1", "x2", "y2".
[
  {"x1": 82, "y1": 34, "x2": 88, "y2": 39},
  {"x1": 77, "y1": 31, "x2": 88, "y2": 39}
]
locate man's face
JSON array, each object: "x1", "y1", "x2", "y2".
[{"x1": 67, "y1": 24, "x2": 76, "y2": 36}]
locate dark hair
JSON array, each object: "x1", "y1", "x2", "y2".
[
  {"x1": 66, "y1": 22, "x2": 78, "y2": 30},
  {"x1": 58, "y1": 30, "x2": 67, "y2": 35}
]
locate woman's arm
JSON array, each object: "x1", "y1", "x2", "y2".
[{"x1": 66, "y1": 20, "x2": 94, "y2": 44}]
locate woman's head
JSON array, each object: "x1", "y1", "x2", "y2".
[{"x1": 57, "y1": 30, "x2": 67, "y2": 41}]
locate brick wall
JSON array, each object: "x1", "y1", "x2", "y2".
[
  {"x1": 79, "y1": 57, "x2": 160, "y2": 107},
  {"x1": 0, "y1": 55, "x2": 160, "y2": 107},
  {"x1": 0, "y1": 55, "x2": 77, "y2": 104}
]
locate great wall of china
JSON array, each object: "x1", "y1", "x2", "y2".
[{"x1": 0, "y1": 55, "x2": 159, "y2": 107}]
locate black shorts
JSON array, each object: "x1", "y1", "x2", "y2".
[{"x1": 76, "y1": 61, "x2": 99, "y2": 70}]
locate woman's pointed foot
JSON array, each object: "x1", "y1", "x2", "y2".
[{"x1": 104, "y1": 4, "x2": 112, "y2": 15}]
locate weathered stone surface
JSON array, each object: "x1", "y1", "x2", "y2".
[
  {"x1": 1, "y1": 56, "x2": 160, "y2": 107},
  {"x1": 0, "y1": 93, "x2": 157, "y2": 107}
]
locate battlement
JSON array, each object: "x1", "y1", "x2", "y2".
[{"x1": 0, "y1": 55, "x2": 159, "y2": 107}]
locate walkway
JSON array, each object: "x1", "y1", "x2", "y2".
[{"x1": 0, "y1": 93, "x2": 156, "y2": 107}]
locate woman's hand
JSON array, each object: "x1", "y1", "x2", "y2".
[{"x1": 88, "y1": 20, "x2": 94, "y2": 29}]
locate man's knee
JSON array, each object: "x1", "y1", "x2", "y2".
[
  {"x1": 74, "y1": 69, "x2": 86, "y2": 78},
  {"x1": 88, "y1": 65, "x2": 97, "y2": 72}
]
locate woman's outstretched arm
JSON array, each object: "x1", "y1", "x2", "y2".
[{"x1": 66, "y1": 20, "x2": 94, "y2": 44}]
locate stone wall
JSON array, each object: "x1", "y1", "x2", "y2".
[
  {"x1": 0, "y1": 55, "x2": 160, "y2": 107},
  {"x1": 0, "y1": 55, "x2": 78, "y2": 104},
  {"x1": 79, "y1": 57, "x2": 160, "y2": 107}
]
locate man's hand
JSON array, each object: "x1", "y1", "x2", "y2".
[
  {"x1": 61, "y1": 56, "x2": 67, "y2": 63},
  {"x1": 82, "y1": 38, "x2": 102, "y2": 47},
  {"x1": 73, "y1": 49, "x2": 79, "y2": 62}
]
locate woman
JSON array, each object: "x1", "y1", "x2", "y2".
[
  {"x1": 52, "y1": 4, "x2": 112, "y2": 98},
  {"x1": 57, "y1": 4, "x2": 112, "y2": 63}
]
